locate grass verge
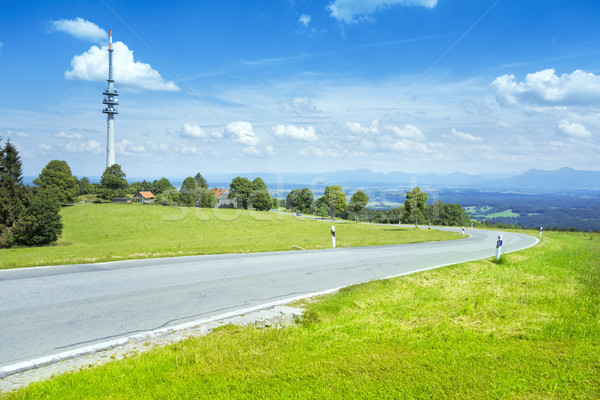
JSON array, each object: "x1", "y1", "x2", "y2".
[
  {"x1": 0, "y1": 204, "x2": 461, "y2": 269},
  {"x1": 4, "y1": 231, "x2": 599, "y2": 399}
]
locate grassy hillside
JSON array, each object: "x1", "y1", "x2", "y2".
[
  {"x1": 0, "y1": 203, "x2": 460, "y2": 269},
  {"x1": 4, "y1": 231, "x2": 598, "y2": 399}
]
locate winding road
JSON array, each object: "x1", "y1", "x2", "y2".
[{"x1": 0, "y1": 227, "x2": 538, "y2": 375}]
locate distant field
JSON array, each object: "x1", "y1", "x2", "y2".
[
  {"x1": 8, "y1": 231, "x2": 599, "y2": 399},
  {"x1": 0, "y1": 204, "x2": 461, "y2": 269},
  {"x1": 465, "y1": 206, "x2": 520, "y2": 219}
]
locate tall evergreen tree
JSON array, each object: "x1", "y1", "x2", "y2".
[
  {"x1": 194, "y1": 172, "x2": 208, "y2": 189},
  {"x1": 0, "y1": 141, "x2": 25, "y2": 230}
]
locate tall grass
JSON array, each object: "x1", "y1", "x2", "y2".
[{"x1": 5, "y1": 232, "x2": 599, "y2": 399}]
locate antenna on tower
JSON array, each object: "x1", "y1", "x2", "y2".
[{"x1": 102, "y1": 29, "x2": 119, "y2": 168}]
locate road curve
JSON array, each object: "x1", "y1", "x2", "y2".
[{"x1": 0, "y1": 228, "x2": 537, "y2": 371}]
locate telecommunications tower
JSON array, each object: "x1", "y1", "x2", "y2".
[{"x1": 102, "y1": 29, "x2": 119, "y2": 168}]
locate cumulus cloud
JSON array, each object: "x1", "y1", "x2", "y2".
[
  {"x1": 558, "y1": 120, "x2": 592, "y2": 138},
  {"x1": 175, "y1": 144, "x2": 200, "y2": 155},
  {"x1": 273, "y1": 124, "x2": 317, "y2": 141},
  {"x1": 491, "y1": 69, "x2": 600, "y2": 106},
  {"x1": 279, "y1": 97, "x2": 321, "y2": 115},
  {"x1": 65, "y1": 41, "x2": 179, "y2": 91},
  {"x1": 450, "y1": 128, "x2": 482, "y2": 142},
  {"x1": 50, "y1": 17, "x2": 107, "y2": 43},
  {"x1": 346, "y1": 121, "x2": 380, "y2": 135},
  {"x1": 386, "y1": 124, "x2": 424, "y2": 140},
  {"x1": 116, "y1": 139, "x2": 147, "y2": 154},
  {"x1": 328, "y1": 0, "x2": 437, "y2": 23},
  {"x1": 226, "y1": 121, "x2": 260, "y2": 146},
  {"x1": 299, "y1": 14, "x2": 311, "y2": 26},
  {"x1": 178, "y1": 123, "x2": 223, "y2": 139},
  {"x1": 54, "y1": 131, "x2": 84, "y2": 139},
  {"x1": 64, "y1": 140, "x2": 103, "y2": 153}
]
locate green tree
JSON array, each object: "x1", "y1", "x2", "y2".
[
  {"x1": 250, "y1": 189, "x2": 272, "y2": 211},
  {"x1": 13, "y1": 187, "x2": 63, "y2": 246},
  {"x1": 34, "y1": 160, "x2": 79, "y2": 204},
  {"x1": 78, "y1": 177, "x2": 94, "y2": 195},
  {"x1": 319, "y1": 185, "x2": 347, "y2": 216},
  {"x1": 0, "y1": 141, "x2": 25, "y2": 232},
  {"x1": 200, "y1": 190, "x2": 217, "y2": 208},
  {"x1": 349, "y1": 190, "x2": 369, "y2": 214},
  {"x1": 180, "y1": 176, "x2": 200, "y2": 207},
  {"x1": 0, "y1": 140, "x2": 62, "y2": 247},
  {"x1": 229, "y1": 176, "x2": 253, "y2": 209},
  {"x1": 194, "y1": 172, "x2": 208, "y2": 189},
  {"x1": 272, "y1": 197, "x2": 279, "y2": 209},
  {"x1": 287, "y1": 188, "x2": 314, "y2": 214},
  {"x1": 152, "y1": 177, "x2": 174, "y2": 195},
  {"x1": 404, "y1": 187, "x2": 428, "y2": 226},
  {"x1": 252, "y1": 177, "x2": 267, "y2": 191},
  {"x1": 98, "y1": 164, "x2": 128, "y2": 200}
]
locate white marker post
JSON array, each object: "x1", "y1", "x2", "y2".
[
  {"x1": 495, "y1": 235, "x2": 503, "y2": 261},
  {"x1": 540, "y1": 226, "x2": 543, "y2": 237},
  {"x1": 461, "y1": 226, "x2": 465, "y2": 235},
  {"x1": 331, "y1": 225, "x2": 336, "y2": 248}
]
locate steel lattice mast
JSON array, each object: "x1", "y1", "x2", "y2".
[{"x1": 102, "y1": 29, "x2": 119, "y2": 168}]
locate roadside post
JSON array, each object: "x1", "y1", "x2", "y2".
[
  {"x1": 471, "y1": 222, "x2": 474, "y2": 229},
  {"x1": 331, "y1": 225, "x2": 336, "y2": 248},
  {"x1": 540, "y1": 226, "x2": 543, "y2": 237},
  {"x1": 461, "y1": 226, "x2": 465, "y2": 235},
  {"x1": 495, "y1": 235, "x2": 503, "y2": 261}
]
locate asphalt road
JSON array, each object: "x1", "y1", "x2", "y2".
[{"x1": 0, "y1": 227, "x2": 538, "y2": 369}]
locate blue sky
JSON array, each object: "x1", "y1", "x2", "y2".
[{"x1": 1, "y1": 0, "x2": 600, "y2": 178}]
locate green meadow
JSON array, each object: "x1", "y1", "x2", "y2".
[
  {"x1": 0, "y1": 203, "x2": 460, "y2": 269},
  {"x1": 5, "y1": 231, "x2": 598, "y2": 399}
]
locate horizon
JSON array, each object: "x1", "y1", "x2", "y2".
[{"x1": 2, "y1": 1, "x2": 599, "y2": 178}]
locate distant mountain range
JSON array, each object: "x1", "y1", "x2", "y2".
[
  {"x1": 203, "y1": 167, "x2": 600, "y2": 192},
  {"x1": 22, "y1": 167, "x2": 600, "y2": 192}
]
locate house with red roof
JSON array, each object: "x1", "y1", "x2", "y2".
[
  {"x1": 133, "y1": 191, "x2": 155, "y2": 204},
  {"x1": 209, "y1": 188, "x2": 233, "y2": 208}
]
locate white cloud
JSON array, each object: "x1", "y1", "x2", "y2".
[
  {"x1": 346, "y1": 120, "x2": 380, "y2": 135},
  {"x1": 265, "y1": 145, "x2": 276, "y2": 155},
  {"x1": 299, "y1": 14, "x2": 311, "y2": 26},
  {"x1": 175, "y1": 144, "x2": 200, "y2": 155},
  {"x1": 54, "y1": 131, "x2": 84, "y2": 139},
  {"x1": 50, "y1": 17, "x2": 107, "y2": 43},
  {"x1": 148, "y1": 141, "x2": 169, "y2": 153},
  {"x1": 279, "y1": 97, "x2": 321, "y2": 114},
  {"x1": 491, "y1": 69, "x2": 600, "y2": 106},
  {"x1": 272, "y1": 124, "x2": 317, "y2": 141},
  {"x1": 386, "y1": 124, "x2": 424, "y2": 140},
  {"x1": 2, "y1": 129, "x2": 30, "y2": 138},
  {"x1": 450, "y1": 128, "x2": 482, "y2": 142},
  {"x1": 64, "y1": 140, "x2": 103, "y2": 153},
  {"x1": 299, "y1": 146, "x2": 339, "y2": 157},
  {"x1": 328, "y1": 0, "x2": 437, "y2": 23},
  {"x1": 389, "y1": 139, "x2": 431, "y2": 153},
  {"x1": 116, "y1": 139, "x2": 147, "y2": 154},
  {"x1": 226, "y1": 121, "x2": 260, "y2": 146},
  {"x1": 558, "y1": 120, "x2": 592, "y2": 138},
  {"x1": 178, "y1": 123, "x2": 223, "y2": 139},
  {"x1": 65, "y1": 41, "x2": 179, "y2": 91}
]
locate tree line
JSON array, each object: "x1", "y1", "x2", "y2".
[{"x1": 282, "y1": 185, "x2": 471, "y2": 226}]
